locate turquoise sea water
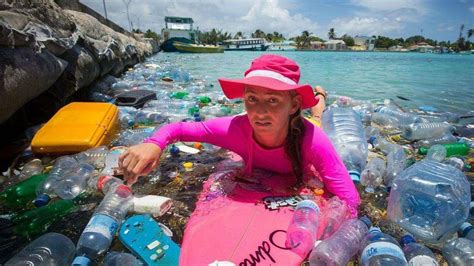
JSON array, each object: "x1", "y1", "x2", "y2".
[{"x1": 150, "y1": 51, "x2": 474, "y2": 113}]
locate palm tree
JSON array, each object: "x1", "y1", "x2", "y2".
[
  {"x1": 328, "y1": 28, "x2": 336, "y2": 40},
  {"x1": 468, "y1": 29, "x2": 474, "y2": 40},
  {"x1": 302, "y1": 30, "x2": 312, "y2": 48},
  {"x1": 234, "y1": 31, "x2": 245, "y2": 39},
  {"x1": 251, "y1": 29, "x2": 265, "y2": 39}
]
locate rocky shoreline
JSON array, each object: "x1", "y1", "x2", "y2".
[{"x1": 0, "y1": 0, "x2": 159, "y2": 169}]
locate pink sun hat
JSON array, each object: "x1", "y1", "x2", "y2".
[{"x1": 218, "y1": 54, "x2": 318, "y2": 109}]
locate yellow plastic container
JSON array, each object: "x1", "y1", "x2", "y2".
[{"x1": 32, "y1": 102, "x2": 119, "y2": 154}]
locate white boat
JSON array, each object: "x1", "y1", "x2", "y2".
[
  {"x1": 221, "y1": 38, "x2": 270, "y2": 51},
  {"x1": 161, "y1": 16, "x2": 197, "y2": 52}
]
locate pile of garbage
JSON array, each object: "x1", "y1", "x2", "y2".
[{"x1": 0, "y1": 54, "x2": 473, "y2": 265}]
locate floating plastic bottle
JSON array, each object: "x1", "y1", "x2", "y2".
[
  {"x1": 54, "y1": 163, "x2": 95, "y2": 200},
  {"x1": 0, "y1": 173, "x2": 48, "y2": 210},
  {"x1": 361, "y1": 157, "x2": 386, "y2": 193},
  {"x1": 75, "y1": 146, "x2": 109, "y2": 169},
  {"x1": 425, "y1": 144, "x2": 447, "y2": 162},
  {"x1": 322, "y1": 107, "x2": 368, "y2": 182},
  {"x1": 12, "y1": 198, "x2": 79, "y2": 237},
  {"x1": 134, "y1": 110, "x2": 168, "y2": 126},
  {"x1": 400, "y1": 235, "x2": 438, "y2": 266},
  {"x1": 360, "y1": 227, "x2": 408, "y2": 266},
  {"x1": 309, "y1": 217, "x2": 371, "y2": 266},
  {"x1": 460, "y1": 222, "x2": 474, "y2": 241},
  {"x1": 415, "y1": 133, "x2": 457, "y2": 148},
  {"x1": 371, "y1": 112, "x2": 400, "y2": 129},
  {"x1": 387, "y1": 159, "x2": 470, "y2": 243},
  {"x1": 442, "y1": 237, "x2": 474, "y2": 266},
  {"x1": 286, "y1": 200, "x2": 320, "y2": 257},
  {"x1": 120, "y1": 112, "x2": 135, "y2": 128},
  {"x1": 104, "y1": 251, "x2": 143, "y2": 266},
  {"x1": 375, "y1": 106, "x2": 422, "y2": 126},
  {"x1": 418, "y1": 142, "x2": 470, "y2": 157},
  {"x1": 317, "y1": 197, "x2": 349, "y2": 240},
  {"x1": 5, "y1": 232, "x2": 75, "y2": 265},
  {"x1": 17, "y1": 159, "x2": 44, "y2": 181},
  {"x1": 402, "y1": 122, "x2": 454, "y2": 140},
  {"x1": 73, "y1": 185, "x2": 133, "y2": 265},
  {"x1": 370, "y1": 136, "x2": 407, "y2": 187},
  {"x1": 34, "y1": 156, "x2": 78, "y2": 207}
]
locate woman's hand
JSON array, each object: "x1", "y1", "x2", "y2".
[
  {"x1": 311, "y1": 85, "x2": 327, "y2": 125},
  {"x1": 118, "y1": 143, "x2": 162, "y2": 185}
]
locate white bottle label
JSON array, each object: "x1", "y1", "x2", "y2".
[
  {"x1": 361, "y1": 242, "x2": 407, "y2": 265},
  {"x1": 83, "y1": 214, "x2": 118, "y2": 240},
  {"x1": 408, "y1": 255, "x2": 438, "y2": 266}
]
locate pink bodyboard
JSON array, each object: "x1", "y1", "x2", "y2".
[{"x1": 179, "y1": 155, "x2": 306, "y2": 266}]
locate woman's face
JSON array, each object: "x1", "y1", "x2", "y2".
[{"x1": 244, "y1": 86, "x2": 301, "y2": 145}]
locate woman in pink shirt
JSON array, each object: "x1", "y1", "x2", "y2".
[{"x1": 119, "y1": 54, "x2": 360, "y2": 214}]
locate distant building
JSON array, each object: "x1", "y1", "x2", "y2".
[
  {"x1": 324, "y1": 39, "x2": 346, "y2": 50},
  {"x1": 310, "y1": 41, "x2": 324, "y2": 50},
  {"x1": 268, "y1": 40, "x2": 296, "y2": 51},
  {"x1": 353, "y1": 36, "x2": 375, "y2": 50},
  {"x1": 409, "y1": 42, "x2": 434, "y2": 53}
]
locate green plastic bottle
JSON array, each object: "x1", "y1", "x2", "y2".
[
  {"x1": 170, "y1": 91, "x2": 189, "y2": 99},
  {"x1": 419, "y1": 143, "x2": 470, "y2": 157},
  {"x1": 197, "y1": 96, "x2": 212, "y2": 105},
  {"x1": 12, "y1": 198, "x2": 79, "y2": 237},
  {"x1": 0, "y1": 174, "x2": 48, "y2": 211}
]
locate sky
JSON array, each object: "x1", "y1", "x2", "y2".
[{"x1": 80, "y1": 0, "x2": 474, "y2": 42}]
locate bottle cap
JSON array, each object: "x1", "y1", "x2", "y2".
[
  {"x1": 313, "y1": 188, "x2": 324, "y2": 196},
  {"x1": 368, "y1": 136, "x2": 377, "y2": 145},
  {"x1": 170, "y1": 145, "x2": 180, "y2": 156},
  {"x1": 97, "y1": 175, "x2": 112, "y2": 191},
  {"x1": 72, "y1": 256, "x2": 91, "y2": 266},
  {"x1": 193, "y1": 142, "x2": 203, "y2": 150},
  {"x1": 400, "y1": 234, "x2": 415, "y2": 246},
  {"x1": 359, "y1": 216, "x2": 372, "y2": 228},
  {"x1": 349, "y1": 171, "x2": 360, "y2": 183},
  {"x1": 296, "y1": 200, "x2": 319, "y2": 212},
  {"x1": 33, "y1": 194, "x2": 51, "y2": 207},
  {"x1": 460, "y1": 222, "x2": 473, "y2": 236},
  {"x1": 115, "y1": 185, "x2": 132, "y2": 197},
  {"x1": 369, "y1": 226, "x2": 381, "y2": 234},
  {"x1": 183, "y1": 162, "x2": 193, "y2": 171}
]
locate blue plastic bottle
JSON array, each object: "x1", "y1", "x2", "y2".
[{"x1": 360, "y1": 227, "x2": 408, "y2": 266}]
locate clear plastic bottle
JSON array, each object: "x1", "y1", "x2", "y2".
[
  {"x1": 442, "y1": 237, "x2": 474, "y2": 266},
  {"x1": 459, "y1": 222, "x2": 474, "y2": 241},
  {"x1": 371, "y1": 112, "x2": 400, "y2": 129},
  {"x1": 361, "y1": 157, "x2": 386, "y2": 193},
  {"x1": 317, "y1": 196, "x2": 349, "y2": 239},
  {"x1": 400, "y1": 235, "x2": 438, "y2": 266},
  {"x1": 120, "y1": 112, "x2": 135, "y2": 128},
  {"x1": 18, "y1": 158, "x2": 44, "y2": 181},
  {"x1": 322, "y1": 107, "x2": 368, "y2": 182},
  {"x1": 286, "y1": 200, "x2": 321, "y2": 257},
  {"x1": 134, "y1": 110, "x2": 168, "y2": 126},
  {"x1": 309, "y1": 217, "x2": 372, "y2": 266},
  {"x1": 73, "y1": 185, "x2": 133, "y2": 265},
  {"x1": 402, "y1": 122, "x2": 454, "y2": 141},
  {"x1": 387, "y1": 159, "x2": 470, "y2": 243},
  {"x1": 55, "y1": 163, "x2": 95, "y2": 200},
  {"x1": 375, "y1": 106, "x2": 422, "y2": 126},
  {"x1": 370, "y1": 136, "x2": 407, "y2": 187},
  {"x1": 360, "y1": 227, "x2": 408, "y2": 266},
  {"x1": 104, "y1": 251, "x2": 143, "y2": 266},
  {"x1": 5, "y1": 232, "x2": 75, "y2": 265},
  {"x1": 415, "y1": 133, "x2": 457, "y2": 148},
  {"x1": 34, "y1": 156, "x2": 78, "y2": 207},
  {"x1": 425, "y1": 144, "x2": 447, "y2": 162},
  {"x1": 74, "y1": 146, "x2": 109, "y2": 169}
]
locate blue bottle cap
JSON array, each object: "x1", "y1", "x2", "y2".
[
  {"x1": 349, "y1": 171, "x2": 360, "y2": 183},
  {"x1": 33, "y1": 194, "x2": 51, "y2": 207},
  {"x1": 369, "y1": 226, "x2": 381, "y2": 234},
  {"x1": 359, "y1": 216, "x2": 372, "y2": 228},
  {"x1": 170, "y1": 145, "x2": 180, "y2": 156},
  {"x1": 72, "y1": 256, "x2": 91, "y2": 266},
  {"x1": 460, "y1": 222, "x2": 473, "y2": 237},
  {"x1": 400, "y1": 234, "x2": 415, "y2": 246},
  {"x1": 296, "y1": 200, "x2": 320, "y2": 213},
  {"x1": 368, "y1": 136, "x2": 377, "y2": 145}
]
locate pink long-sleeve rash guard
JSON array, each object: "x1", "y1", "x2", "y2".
[{"x1": 145, "y1": 114, "x2": 361, "y2": 214}]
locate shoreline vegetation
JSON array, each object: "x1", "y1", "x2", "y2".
[{"x1": 139, "y1": 26, "x2": 473, "y2": 53}]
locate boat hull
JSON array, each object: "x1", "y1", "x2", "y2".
[
  {"x1": 161, "y1": 37, "x2": 193, "y2": 52},
  {"x1": 173, "y1": 42, "x2": 224, "y2": 53}
]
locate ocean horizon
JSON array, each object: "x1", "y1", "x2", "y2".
[{"x1": 148, "y1": 51, "x2": 474, "y2": 114}]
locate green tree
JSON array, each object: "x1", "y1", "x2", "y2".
[
  {"x1": 234, "y1": 31, "x2": 245, "y2": 39},
  {"x1": 143, "y1": 29, "x2": 160, "y2": 42},
  {"x1": 251, "y1": 29, "x2": 266, "y2": 39},
  {"x1": 328, "y1": 28, "x2": 336, "y2": 40},
  {"x1": 341, "y1": 34, "x2": 354, "y2": 46}
]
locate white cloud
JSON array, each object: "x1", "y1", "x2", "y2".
[
  {"x1": 330, "y1": 16, "x2": 404, "y2": 37},
  {"x1": 350, "y1": 0, "x2": 427, "y2": 14},
  {"x1": 79, "y1": 0, "x2": 318, "y2": 38},
  {"x1": 470, "y1": 6, "x2": 474, "y2": 13}
]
